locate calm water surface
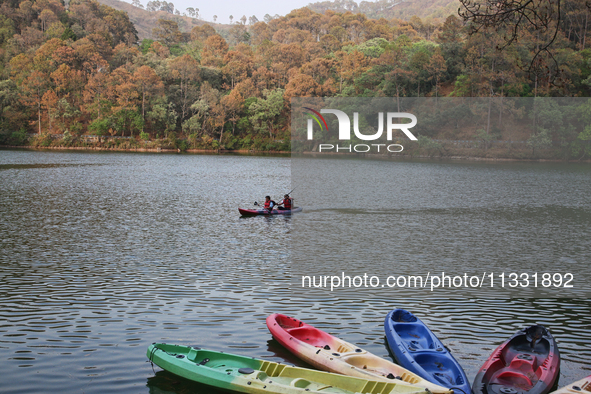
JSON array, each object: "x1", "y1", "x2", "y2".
[{"x1": 0, "y1": 150, "x2": 589, "y2": 394}]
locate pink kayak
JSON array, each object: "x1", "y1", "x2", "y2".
[{"x1": 239, "y1": 207, "x2": 302, "y2": 216}]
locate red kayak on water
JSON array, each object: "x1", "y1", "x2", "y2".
[
  {"x1": 239, "y1": 207, "x2": 302, "y2": 216},
  {"x1": 472, "y1": 325, "x2": 560, "y2": 394}
]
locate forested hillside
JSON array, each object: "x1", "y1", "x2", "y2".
[
  {"x1": 1, "y1": 0, "x2": 591, "y2": 158},
  {"x1": 307, "y1": 0, "x2": 460, "y2": 22}
]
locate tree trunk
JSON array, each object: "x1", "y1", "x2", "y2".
[
  {"x1": 498, "y1": 95, "x2": 503, "y2": 127},
  {"x1": 583, "y1": 12, "x2": 588, "y2": 49},
  {"x1": 532, "y1": 100, "x2": 537, "y2": 137},
  {"x1": 435, "y1": 76, "x2": 439, "y2": 107},
  {"x1": 487, "y1": 95, "x2": 491, "y2": 135},
  {"x1": 181, "y1": 80, "x2": 186, "y2": 122},
  {"x1": 396, "y1": 76, "x2": 400, "y2": 112},
  {"x1": 142, "y1": 89, "x2": 145, "y2": 132}
]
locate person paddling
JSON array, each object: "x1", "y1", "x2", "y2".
[
  {"x1": 263, "y1": 196, "x2": 277, "y2": 213},
  {"x1": 278, "y1": 194, "x2": 293, "y2": 211}
]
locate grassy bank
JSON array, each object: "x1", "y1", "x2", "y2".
[{"x1": 0, "y1": 131, "x2": 291, "y2": 153}]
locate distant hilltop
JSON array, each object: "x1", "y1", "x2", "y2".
[
  {"x1": 96, "y1": 0, "x2": 221, "y2": 40},
  {"x1": 307, "y1": 0, "x2": 460, "y2": 21},
  {"x1": 95, "y1": 0, "x2": 460, "y2": 41}
]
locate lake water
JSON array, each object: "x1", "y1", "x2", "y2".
[{"x1": 0, "y1": 150, "x2": 589, "y2": 394}]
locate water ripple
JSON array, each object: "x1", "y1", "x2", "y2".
[{"x1": 0, "y1": 152, "x2": 589, "y2": 394}]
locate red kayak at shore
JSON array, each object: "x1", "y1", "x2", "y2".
[
  {"x1": 472, "y1": 325, "x2": 560, "y2": 394},
  {"x1": 239, "y1": 207, "x2": 302, "y2": 216}
]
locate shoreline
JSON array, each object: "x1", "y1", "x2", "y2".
[
  {"x1": 0, "y1": 145, "x2": 291, "y2": 155},
  {"x1": 2, "y1": 145, "x2": 590, "y2": 162},
  {"x1": 296, "y1": 151, "x2": 591, "y2": 163}
]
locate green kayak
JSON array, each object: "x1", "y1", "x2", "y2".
[{"x1": 147, "y1": 343, "x2": 432, "y2": 394}]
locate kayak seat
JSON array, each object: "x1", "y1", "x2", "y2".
[
  {"x1": 492, "y1": 370, "x2": 534, "y2": 389},
  {"x1": 433, "y1": 372, "x2": 454, "y2": 385},
  {"x1": 508, "y1": 354, "x2": 538, "y2": 372},
  {"x1": 187, "y1": 347, "x2": 199, "y2": 361},
  {"x1": 394, "y1": 324, "x2": 434, "y2": 351},
  {"x1": 414, "y1": 353, "x2": 461, "y2": 385},
  {"x1": 290, "y1": 378, "x2": 312, "y2": 388},
  {"x1": 256, "y1": 372, "x2": 268, "y2": 381},
  {"x1": 289, "y1": 379, "x2": 333, "y2": 392},
  {"x1": 285, "y1": 327, "x2": 334, "y2": 348}
]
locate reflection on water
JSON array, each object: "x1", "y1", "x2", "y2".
[{"x1": 0, "y1": 151, "x2": 589, "y2": 394}]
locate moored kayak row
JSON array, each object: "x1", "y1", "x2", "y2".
[{"x1": 147, "y1": 309, "x2": 574, "y2": 394}]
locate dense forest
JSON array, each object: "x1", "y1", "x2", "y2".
[{"x1": 0, "y1": 0, "x2": 591, "y2": 158}]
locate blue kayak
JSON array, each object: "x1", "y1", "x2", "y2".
[{"x1": 384, "y1": 309, "x2": 472, "y2": 394}]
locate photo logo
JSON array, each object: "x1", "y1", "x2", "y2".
[
  {"x1": 305, "y1": 109, "x2": 418, "y2": 141},
  {"x1": 304, "y1": 109, "x2": 418, "y2": 153}
]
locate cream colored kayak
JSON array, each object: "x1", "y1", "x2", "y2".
[
  {"x1": 266, "y1": 314, "x2": 452, "y2": 394},
  {"x1": 550, "y1": 376, "x2": 591, "y2": 394}
]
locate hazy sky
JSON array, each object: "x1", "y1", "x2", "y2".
[{"x1": 127, "y1": 0, "x2": 319, "y2": 23}]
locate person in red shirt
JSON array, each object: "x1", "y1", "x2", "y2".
[
  {"x1": 263, "y1": 196, "x2": 277, "y2": 212},
  {"x1": 278, "y1": 194, "x2": 293, "y2": 210}
]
